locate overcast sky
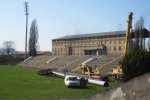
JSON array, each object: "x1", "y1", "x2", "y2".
[{"x1": 0, "y1": 0, "x2": 150, "y2": 51}]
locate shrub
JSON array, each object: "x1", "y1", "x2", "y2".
[
  {"x1": 120, "y1": 48, "x2": 150, "y2": 81},
  {"x1": 0, "y1": 55, "x2": 24, "y2": 65}
]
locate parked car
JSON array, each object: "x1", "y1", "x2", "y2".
[
  {"x1": 64, "y1": 75, "x2": 80, "y2": 87},
  {"x1": 64, "y1": 75, "x2": 88, "y2": 88}
]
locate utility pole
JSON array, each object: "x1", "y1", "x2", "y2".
[{"x1": 24, "y1": 2, "x2": 29, "y2": 59}]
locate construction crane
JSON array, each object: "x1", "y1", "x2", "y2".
[
  {"x1": 108, "y1": 12, "x2": 133, "y2": 78},
  {"x1": 124, "y1": 12, "x2": 133, "y2": 56}
]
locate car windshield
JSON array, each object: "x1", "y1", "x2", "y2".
[{"x1": 68, "y1": 77, "x2": 77, "y2": 81}]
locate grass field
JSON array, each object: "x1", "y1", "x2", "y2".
[{"x1": 0, "y1": 65, "x2": 120, "y2": 100}]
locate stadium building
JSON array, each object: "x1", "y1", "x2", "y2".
[{"x1": 52, "y1": 31, "x2": 126, "y2": 56}]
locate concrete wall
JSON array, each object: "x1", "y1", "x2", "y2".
[{"x1": 90, "y1": 73, "x2": 150, "y2": 100}]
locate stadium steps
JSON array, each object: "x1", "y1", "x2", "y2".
[
  {"x1": 47, "y1": 56, "x2": 79, "y2": 70},
  {"x1": 70, "y1": 55, "x2": 96, "y2": 72},
  {"x1": 99, "y1": 55, "x2": 123, "y2": 76},
  {"x1": 18, "y1": 55, "x2": 123, "y2": 76},
  {"x1": 18, "y1": 55, "x2": 55, "y2": 68}
]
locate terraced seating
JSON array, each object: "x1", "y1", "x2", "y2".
[
  {"x1": 47, "y1": 55, "x2": 84, "y2": 70},
  {"x1": 18, "y1": 55, "x2": 123, "y2": 76},
  {"x1": 46, "y1": 56, "x2": 59, "y2": 64},
  {"x1": 99, "y1": 55, "x2": 123, "y2": 76},
  {"x1": 63, "y1": 55, "x2": 95, "y2": 71},
  {"x1": 18, "y1": 55, "x2": 56, "y2": 68},
  {"x1": 86, "y1": 55, "x2": 123, "y2": 76}
]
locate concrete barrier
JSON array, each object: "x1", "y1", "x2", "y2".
[{"x1": 90, "y1": 73, "x2": 150, "y2": 100}]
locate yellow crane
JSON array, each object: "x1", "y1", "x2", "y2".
[
  {"x1": 124, "y1": 12, "x2": 133, "y2": 56},
  {"x1": 108, "y1": 12, "x2": 133, "y2": 77}
]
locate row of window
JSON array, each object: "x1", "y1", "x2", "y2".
[
  {"x1": 53, "y1": 40, "x2": 124, "y2": 47},
  {"x1": 54, "y1": 51, "x2": 123, "y2": 55},
  {"x1": 108, "y1": 46, "x2": 122, "y2": 51},
  {"x1": 53, "y1": 46, "x2": 123, "y2": 54},
  {"x1": 54, "y1": 52, "x2": 123, "y2": 55}
]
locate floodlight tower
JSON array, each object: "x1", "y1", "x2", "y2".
[{"x1": 24, "y1": 2, "x2": 29, "y2": 59}]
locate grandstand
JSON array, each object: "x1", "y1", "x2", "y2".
[{"x1": 18, "y1": 54, "x2": 122, "y2": 76}]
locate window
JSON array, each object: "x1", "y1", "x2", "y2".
[
  {"x1": 114, "y1": 46, "x2": 116, "y2": 51},
  {"x1": 119, "y1": 46, "x2": 121, "y2": 51},
  {"x1": 68, "y1": 77, "x2": 77, "y2": 81}
]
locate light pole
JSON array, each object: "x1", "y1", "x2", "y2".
[{"x1": 24, "y1": 2, "x2": 29, "y2": 59}]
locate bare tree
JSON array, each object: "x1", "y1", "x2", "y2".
[
  {"x1": 28, "y1": 19, "x2": 39, "y2": 56},
  {"x1": 134, "y1": 16, "x2": 145, "y2": 49},
  {"x1": 3, "y1": 41, "x2": 15, "y2": 55}
]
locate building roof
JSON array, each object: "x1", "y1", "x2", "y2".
[{"x1": 53, "y1": 30, "x2": 126, "y2": 40}]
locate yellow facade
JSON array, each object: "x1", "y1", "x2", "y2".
[{"x1": 52, "y1": 31, "x2": 126, "y2": 56}]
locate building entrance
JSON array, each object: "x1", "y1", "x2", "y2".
[
  {"x1": 84, "y1": 48, "x2": 107, "y2": 55},
  {"x1": 84, "y1": 49, "x2": 97, "y2": 55}
]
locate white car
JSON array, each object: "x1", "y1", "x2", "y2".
[{"x1": 64, "y1": 75, "x2": 80, "y2": 87}]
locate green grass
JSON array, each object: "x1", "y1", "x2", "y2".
[{"x1": 0, "y1": 65, "x2": 120, "y2": 100}]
